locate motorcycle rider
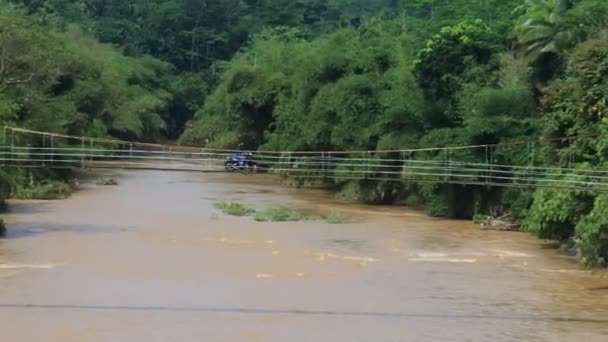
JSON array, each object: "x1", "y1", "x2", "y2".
[{"x1": 234, "y1": 143, "x2": 246, "y2": 166}]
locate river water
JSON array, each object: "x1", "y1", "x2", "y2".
[{"x1": 0, "y1": 170, "x2": 607, "y2": 341}]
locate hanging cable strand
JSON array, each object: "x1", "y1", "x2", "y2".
[{"x1": 1, "y1": 126, "x2": 608, "y2": 192}]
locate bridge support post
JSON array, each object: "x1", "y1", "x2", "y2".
[
  {"x1": 327, "y1": 152, "x2": 331, "y2": 178},
  {"x1": 0, "y1": 127, "x2": 4, "y2": 167},
  {"x1": 322, "y1": 152, "x2": 325, "y2": 178},
  {"x1": 369, "y1": 151, "x2": 372, "y2": 177},
  {"x1": 1, "y1": 127, "x2": 6, "y2": 167},
  {"x1": 443, "y1": 149, "x2": 448, "y2": 182},
  {"x1": 401, "y1": 151, "x2": 405, "y2": 180},
  {"x1": 568, "y1": 138, "x2": 573, "y2": 169},
  {"x1": 529, "y1": 142, "x2": 535, "y2": 187},
  {"x1": 42, "y1": 134, "x2": 46, "y2": 167},
  {"x1": 489, "y1": 146, "x2": 494, "y2": 186},
  {"x1": 448, "y1": 149, "x2": 452, "y2": 181},
  {"x1": 485, "y1": 145, "x2": 490, "y2": 186},
  {"x1": 50, "y1": 135, "x2": 54, "y2": 166},
  {"x1": 11, "y1": 128, "x2": 14, "y2": 165}
]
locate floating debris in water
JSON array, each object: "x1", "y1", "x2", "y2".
[
  {"x1": 256, "y1": 274, "x2": 274, "y2": 279},
  {"x1": 96, "y1": 178, "x2": 118, "y2": 186},
  {"x1": 205, "y1": 236, "x2": 256, "y2": 245},
  {"x1": 326, "y1": 253, "x2": 377, "y2": 263},
  {"x1": 493, "y1": 249, "x2": 530, "y2": 258},
  {"x1": 311, "y1": 252, "x2": 377, "y2": 264},
  {"x1": 408, "y1": 258, "x2": 477, "y2": 263},
  {"x1": 540, "y1": 268, "x2": 589, "y2": 274},
  {"x1": 0, "y1": 263, "x2": 57, "y2": 270}
]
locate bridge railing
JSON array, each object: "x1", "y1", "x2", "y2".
[{"x1": 2, "y1": 126, "x2": 608, "y2": 191}]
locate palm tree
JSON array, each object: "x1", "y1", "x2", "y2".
[{"x1": 515, "y1": 0, "x2": 573, "y2": 63}]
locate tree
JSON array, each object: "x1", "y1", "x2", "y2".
[
  {"x1": 514, "y1": 0, "x2": 574, "y2": 63},
  {"x1": 540, "y1": 31, "x2": 608, "y2": 166},
  {"x1": 413, "y1": 20, "x2": 500, "y2": 123}
]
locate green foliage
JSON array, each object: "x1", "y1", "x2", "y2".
[
  {"x1": 399, "y1": 0, "x2": 521, "y2": 36},
  {"x1": 254, "y1": 207, "x2": 305, "y2": 222},
  {"x1": 0, "y1": 8, "x2": 176, "y2": 140},
  {"x1": 0, "y1": 170, "x2": 15, "y2": 205},
  {"x1": 181, "y1": 61, "x2": 284, "y2": 148},
  {"x1": 414, "y1": 20, "x2": 500, "y2": 107},
  {"x1": 6, "y1": 0, "x2": 608, "y2": 265},
  {"x1": 253, "y1": 206, "x2": 349, "y2": 223},
  {"x1": 564, "y1": 0, "x2": 608, "y2": 41},
  {"x1": 213, "y1": 201, "x2": 256, "y2": 216},
  {"x1": 185, "y1": 19, "x2": 425, "y2": 151},
  {"x1": 325, "y1": 211, "x2": 349, "y2": 224},
  {"x1": 165, "y1": 73, "x2": 209, "y2": 138},
  {"x1": 457, "y1": 83, "x2": 537, "y2": 144},
  {"x1": 14, "y1": 181, "x2": 72, "y2": 200},
  {"x1": 336, "y1": 180, "x2": 404, "y2": 204},
  {"x1": 12, "y1": 0, "x2": 391, "y2": 73},
  {"x1": 575, "y1": 193, "x2": 608, "y2": 266},
  {"x1": 514, "y1": 0, "x2": 574, "y2": 64},
  {"x1": 502, "y1": 188, "x2": 534, "y2": 223},
  {"x1": 525, "y1": 189, "x2": 594, "y2": 241},
  {"x1": 540, "y1": 32, "x2": 608, "y2": 166},
  {"x1": 423, "y1": 193, "x2": 451, "y2": 217},
  {"x1": 473, "y1": 213, "x2": 486, "y2": 224}
]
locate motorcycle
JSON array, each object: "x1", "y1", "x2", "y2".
[{"x1": 224, "y1": 152, "x2": 258, "y2": 173}]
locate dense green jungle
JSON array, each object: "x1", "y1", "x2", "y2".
[{"x1": 1, "y1": 0, "x2": 608, "y2": 266}]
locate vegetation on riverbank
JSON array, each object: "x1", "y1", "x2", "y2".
[
  {"x1": 13, "y1": 181, "x2": 72, "y2": 200},
  {"x1": 254, "y1": 207, "x2": 309, "y2": 222},
  {"x1": 0, "y1": 0, "x2": 221, "y2": 202},
  {"x1": 2, "y1": 1, "x2": 608, "y2": 265},
  {"x1": 183, "y1": 0, "x2": 608, "y2": 266},
  {"x1": 213, "y1": 201, "x2": 256, "y2": 216},
  {"x1": 213, "y1": 200, "x2": 349, "y2": 224}
]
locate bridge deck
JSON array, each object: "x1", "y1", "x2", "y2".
[{"x1": 2, "y1": 126, "x2": 608, "y2": 192}]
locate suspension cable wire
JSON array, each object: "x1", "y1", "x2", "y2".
[
  {"x1": 3, "y1": 126, "x2": 608, "y2": 192},
  {"x1": 5, "y1": 125, "x2": 608, "y2": 154}
]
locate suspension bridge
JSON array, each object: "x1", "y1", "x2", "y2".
[{"x1": 1, "y1": 126, "x2": 607, "y2": 191}]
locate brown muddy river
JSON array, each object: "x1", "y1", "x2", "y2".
[{"x1": 1, "y1": 170, "x2": 607, "y2": 341}]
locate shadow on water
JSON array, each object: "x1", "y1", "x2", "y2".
[
  {"x1": 314, "y1": 239, "x2": 367, "y2": 252},
  {"x1": 3, "y1": 223, "x2": 130, "y2": 239},
  {"x1": 0, "y1": 303, "x2": 606, "y2": 325},
  {"x1": 2, "y1": 202, "x2": 53, "y2": 216},
  {"x1": 539, "y1": 242, "x2": 562, "y2": 250}
]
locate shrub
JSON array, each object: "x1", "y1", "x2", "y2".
[
  {"x1": 575, "y1": 194, "x2": 608, "y2": 267},
  {"x1": 502, "y1": 188, "x2": 534, "y2": 224},
  {"x1": 525, "y1": 189, "x2": 594, "y2": 241},
  {"x1": 14, "y1": 181, "x2": 72, "y2": 200},
  {"x1": 325, "y1": 211, "x2": 349, "y2": 224},
  {"x1": 254, "y1": 207, "x2": 304, "y2": 222},
  {"x1": 213, "y1": 201, "x2": 256, "y2": 216}
]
